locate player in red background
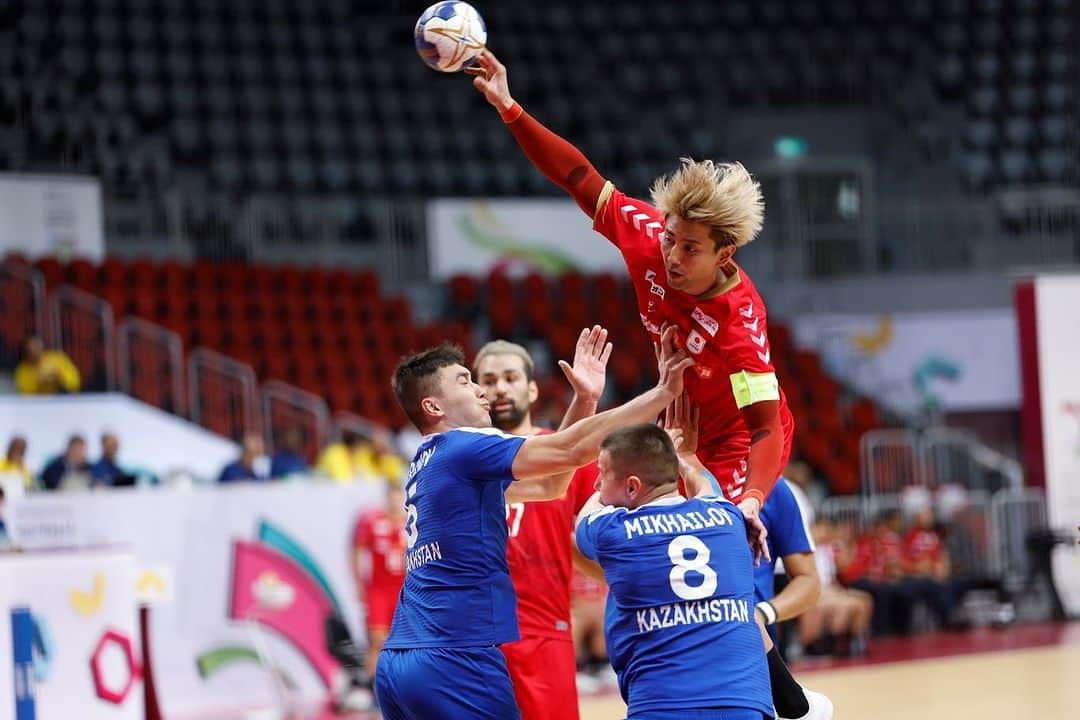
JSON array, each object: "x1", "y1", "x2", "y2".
[
  {"x1": 473, "y1": 327, "x2": 611, "y2": 720},
  {"x1": 468, "y1": 50, "x2": 791, "y2": 540},
  {"x1": 351, "y1": 483, "x2": 407, "y2": 678}
]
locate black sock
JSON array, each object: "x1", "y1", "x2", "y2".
[{"x1": 767, "y1": 647, "x2": 809, "y2": 718}]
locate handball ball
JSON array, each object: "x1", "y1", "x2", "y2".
[{"x1": 414, "y1": 1, "x2": 487, "y2": 73}]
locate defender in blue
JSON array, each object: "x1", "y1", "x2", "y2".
[{"x1": 375, "y1": 332, "x2": 693, "y2": 720}]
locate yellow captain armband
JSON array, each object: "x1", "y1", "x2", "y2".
[{"x1": 728, "y1": 371, "x2": 780, "y2": 409}]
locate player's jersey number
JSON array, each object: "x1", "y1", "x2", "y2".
[
  {"x1": 404, "y1": 483, "x2": 419, "y2": 549},
  {"x1": 505, "y1": 503, "x2": 525, "y2": 538},
  {"x1": 667, "y1": 535, "x2": 718, "y2": 600}
]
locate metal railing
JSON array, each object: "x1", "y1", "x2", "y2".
[
  {"x1": 49, "y1": 284, "x2": 114, "y2": 391},
  {"x1": 0, "y1": 261, "x2": 45, "y2": 370},
  {"x1": 261, "y1": 379, "x2": 330, "y2": 464},
  {"x1": 990, "y1": 487, "x2": 1048, "y2": 592},
  {"x1": 861, "y1": 426, "x2": 1024, "y2": 496},
  {"x1": 188, "y1": 347, "x2": 260, "y2": 442},
  {"x1": 116, "y1": 316, "x2": 185, "y2": 415}
]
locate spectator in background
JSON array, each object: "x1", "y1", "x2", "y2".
[
  {"x1": 839, "y1": 510, "x2": 909, "y2": 636},
  {"x1": 901, "y1": 494, "x2": 958, "y2": 630},
  {"x1": 40, "y1": 435, "x2": 91, "y2": 491},
  {"x1": 218, "y1": 433, "x2": 271, "y2": 483},
  {"x1": 370, "y1": 431, "x2": 405, "y2": 486},
  {"x1": 316, "y1": 430, "x2": 380, "y2": 485},
  {"x1": 14, "y1": 335, "x2": 81, "y2": 395},
  {"x1": 270, "y1": 427, "x2": 310, "y2": 479},
  {"x1": 90, "y1": 432, "x2": 132, "y2": 487},
  {"x1": 801, "y1": 518, "x2": 873, "y2": 656},
  {"x1": 0, "y1": 436, "x2": 33, "y2": 495}
]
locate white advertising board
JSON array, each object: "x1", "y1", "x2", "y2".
[
  {"x1": 0, "y1": 173, "x2": 104, "y2": 262},
  {"x1": 427, "y1": 198, "x2": 625, "y2": 277}
]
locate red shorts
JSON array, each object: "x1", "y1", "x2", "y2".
[
  {"x1": 364, "y1": 588, "x2": 400, "y2": 632},
  {"x1": 501, "y1": 635, "x2": 579, "y2": 720}
]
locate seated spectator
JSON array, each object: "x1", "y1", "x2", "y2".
[
  {"x1": 14, "y1": 335, "x2": 81, "y2": 395},
  {"x1": 901, "y1": 494, "x2": 958, "y2": 630},
  {"x1": 800, "y1": 518, "x2": 873, "y2": 656},
  {"x1": 218, "y1": 433, "x2": 271, "y2": 483},
  {"x1": 316, "y1": 430, "x2": 381, "y2": 485},
  {"x1": 0, "y1": 436, "x2": 33, "y2": 495},
  {"x1": 94, "y1": 432, "x2": 141, "y2": 487},
  {"x1": 40, "y1": 435, "x2": 92, "y2": 491},
  {"x1": 838, "y1": 510, "x2": 909, "y2": 636},
  {"x1": 270, "y1": 428, "x2": 310, "y2": 479}
]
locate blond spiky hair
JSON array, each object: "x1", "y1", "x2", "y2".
[{"x1": 650, "y1": 158, "x2": 764, "y2": 248}]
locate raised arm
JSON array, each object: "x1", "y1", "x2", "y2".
[
  {"x1": 510, "y1": 326, "x2": 692, "y2": 496},
  {"x1": 556, "y1": 325, "x2": 612, "y2": 430},
  {"x1": 468, "y1": 49, "x2": 609, "y2": 216}
]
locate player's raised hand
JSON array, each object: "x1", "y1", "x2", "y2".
[
  {"x1": 465, "y1": 49, "x2": 514, "y2": 113},
  {"x1": 739, "y1": 498, "x2": 770, "y2": 566},
  {"x1": 558, "y1": 325, "x2": 612, "y2": 403},
  {"x1": 662, "y1": 391, "x2": 700, "y2": 457},
  {"x1": 655, "y1": 324, "x2": 695, "y2": 398}
]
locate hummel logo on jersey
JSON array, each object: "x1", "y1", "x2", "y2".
[
  {"x1": 640, "y1": 314, "x2": 661, "y2": 335},
  {"x1": 691, "y1": 307, "x2": 719, "y2": 337},
  {"x1": 739, "y1": 302, "x2": 754, "y2": 318},
  {"x1": 750, "y1": 332, "x2": 767, "y2": 348},
  {"x1": 742, "y1": 317, "x2": 759, "y2": 332},
  {"x1": 686, "y1": 330, "x2": 706, "y2": 355}
]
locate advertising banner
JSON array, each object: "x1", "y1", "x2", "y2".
[
  {"x1": 0, "y1": 550, "x2": 141, "y2": 720},
  {"x1": 427, "y1": 198, "x2": 625, "y2": 277},
  {"x1": 792, "y1": 309, "x2": 1020, "y2": 415},
  {"x1": 5, "y1": 482, "x2": 384, "y2": 717}
]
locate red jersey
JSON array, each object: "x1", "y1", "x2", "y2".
[
  {"x1": 506, "y1": 450, "x2": 598, "y2": 639},
  {"x1": 594, "y1": 186, "x2": 794, "y2": 501},
  {"x1": 903, "y1": 527, "x2": 944, "y2": 574},
  {"x1": 352, "y1": 509, "x2": 407, "y2": 595}
]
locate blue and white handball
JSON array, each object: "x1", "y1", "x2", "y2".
[{"x1": 414, "y1": 1, "x2": 487, "y2": 73}]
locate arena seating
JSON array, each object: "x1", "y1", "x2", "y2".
[{"x1": 0, "y1": 0, "x2": 1074, "y2": 198}]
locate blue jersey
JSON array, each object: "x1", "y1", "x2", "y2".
[
  {"x1": 384, "y1": 427, "x2": 526, "y2": 649},
  {"x1": 755, "y1": 479, "x2": 814, "y2": 603},
  {"x1": 576, "y1": 495, "x2": 772, "y2": 717}
]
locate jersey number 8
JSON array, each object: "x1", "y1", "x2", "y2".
[{"x1": 667, "y1": 535, "x2": 718, "y2": 601}]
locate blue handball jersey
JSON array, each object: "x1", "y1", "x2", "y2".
[
  {"x1": 384, "y1": 427, "x2": 526, "y2": 649},
  {"x1": 576, "y1": 495, "x2": 772, "y2": 717},
  {"x1": 755, "y1": 479, "x2": 814, "y2": 603}
]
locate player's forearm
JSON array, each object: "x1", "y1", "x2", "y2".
[
  {"x1": 740, "y1": 401, "x2": 784, "y2": 506},
  {"x1": 557, "y1": 386, "x2": 674, "y2": 465},
  {"x1": 677, "y1": 453, "x2": 721, "y2": 498},
  {"x1": 503, "y1": 105, "x2": 608, "y2": 216},
  {"x1": 769, "y1": 574, "x2": 821, "y2": 622},
  {"x1": 557, "y1": 393, "x2": 599, "y2": 431},
  {"x1": 571, "y1": 536, "x2": 605, "y2": 582}
]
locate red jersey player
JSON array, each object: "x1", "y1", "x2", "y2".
[
  {"x1": 468, "y1": 50, "x2": 792, "y2": 537},
  {"x1": 351, "y1": 483, "x2": 407, "y2": 677},
  {"x1": 473, "y1": 328, "x2": 611, "y2": 720}
]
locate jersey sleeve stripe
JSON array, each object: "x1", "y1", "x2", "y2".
[
  {"x1": 728, "y1": 370, "x2": 780, "y2": 408},
  {"x1": 593, "y1": 180, "x2": 615, "y2": 220}
]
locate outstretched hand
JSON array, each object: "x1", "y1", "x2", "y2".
[
  {"x1": 739, "y1": 498, "x2": 770, "y2": 566},
  {"x1": 558, "y1": 325, "x2": 612, "y2": 403},
  {"x1": 655, "y1": 324, "x2": 695, "y2": 398},
  {"x1": 465, "y1": 49, "x2": 514, "y2": 112},
  {"x1": 662, "y1": 391, "x2": 700, "y2": 457}
]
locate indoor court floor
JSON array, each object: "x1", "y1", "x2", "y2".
[{"x1": 579, "y1": 621, "x2": 1080, "y2": 720}]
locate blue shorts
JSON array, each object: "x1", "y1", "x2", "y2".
[
  {"x1": 629, "y1": 710, "x2": 768, "y2": 720},
  {"x1": 375, "y1": 646, "x2": 521, "y2": 720}
]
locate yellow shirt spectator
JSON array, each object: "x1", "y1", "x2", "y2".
[
  {"x1": 14, "y1": 336, "x2": 80, "y2": 395},
  {"x1": 316, "y1": 432, "x2": 381, "y2": 484},
  {"x1": 1, "y1": 437, "x2": 33, "y2": 491}
]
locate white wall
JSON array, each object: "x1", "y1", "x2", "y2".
[{"x1": 0, "y1": 393, "x2": 237, "y2": 482}]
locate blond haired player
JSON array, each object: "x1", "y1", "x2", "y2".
[{"x1": 468, "y1": 49, "x2": 830, "y2": 720}]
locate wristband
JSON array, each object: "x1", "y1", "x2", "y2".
[
  {"x1": 500, "y1": 101, "x2": 523, "y2": 123},
  {"x1": 755, "y1": 600, "x2": 778, "y2": 625},
  {"x1": 741, "y1": 489, "x2": 765, "y2": 508}
]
